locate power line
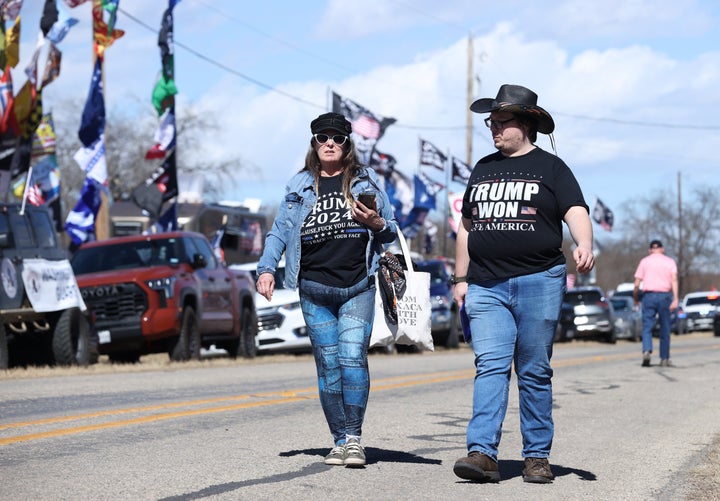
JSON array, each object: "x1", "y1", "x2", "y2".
[
  {"x1": 118, "y1": 8, "x2": 323, "y2": 110},
  {"x1": 117, "y1": 6, "x2": 465, "y2": 131},
  {"x1": 118, "y1": 8, "x2": 720, "y2": 134},
  {"x1": 190, "y1": 0, "x2": 466, "y2": 102},
  {"x1": 554, "y1": 112, "x2": 720, "y2": 131}
]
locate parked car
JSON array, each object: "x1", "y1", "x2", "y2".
[
  {"x1": 564, "y1": 286, "x2": 616, "y2": 343},
  {"x1": 614, "y1": 284, "x2": 686, "y2": 335},
  {"x1": 554, "y1": 301, "x2": 575, "y2": 343},
  {"x1": 71, "y1": 231, "x2": 258, "y2": 363},
  {"x1": 681, "y1": 291, "x2": 720, "y2": 332},
  {"x1": 232, "y1": 261, "x2": 311, "y2": 354},
  {"x1": 415, "y1": 258, "x2": 461, "y2": 349},
  {"x1": 609, "y1": 296, "x2": 642, "y2": 341}
]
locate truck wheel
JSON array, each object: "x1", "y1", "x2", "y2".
[
  {"x1": 170, "y1": 306, "x2": 201, "y2": 362},
  {"x1": 0, "y1": 323, "x2": 8, "y2": 370},
  {"x1": 236, "y1": 305, "x2": 258, "y2": 359},
  {"x1": 52, "y1": 308, "x2": 91, "y2": 367}
]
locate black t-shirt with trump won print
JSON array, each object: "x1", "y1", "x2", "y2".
[
  {"x1": 300, "y1": 174, "x2": 369, "y2": 287},
  {"x1": 461, "y1": 147, "x2": 588, "y2": 282}
]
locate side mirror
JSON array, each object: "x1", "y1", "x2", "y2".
[
  {"x1": 192, "y1": 253, "x2": 207, "y2": 269},
  {"x1": 0, "y1": 233, "x2": 8, "y2": 247}
]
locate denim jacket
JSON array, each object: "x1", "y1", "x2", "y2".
[{"x1": 257, "y1": 167, "x2": 398, "y2": 290}]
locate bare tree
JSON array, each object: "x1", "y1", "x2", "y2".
[
  {"x1": 51, "y1": 99, "x2": 238, "y2": 216},
  {"x1": 617, "y1": 185, "x2": 720, "y2": 295}
]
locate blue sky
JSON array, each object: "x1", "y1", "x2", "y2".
[{"x1": 17, "y1": 0, "x2": 720, "y2": 239}]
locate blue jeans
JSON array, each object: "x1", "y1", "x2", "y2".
[
  {"x1": 299, "y1": 277, "x2": 375, "y2": 446},
  {"x1": 464, "y1": 264, "x2": 566, "y2": 461},
  {"x1": 641, "y1": 292, "x2": 672, "y2": 359}
]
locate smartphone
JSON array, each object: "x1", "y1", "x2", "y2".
[{"x1": 357, "y1": 193, "x2": 376, "y2": 211}]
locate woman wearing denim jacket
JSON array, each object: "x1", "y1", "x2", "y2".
[{"x1": 256, "y1": 112, "x2": 398, "y2": 467}]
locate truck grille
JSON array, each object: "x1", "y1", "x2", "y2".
[{"x1": 82, "y1": 283, "x2": 147, "y2": 321}]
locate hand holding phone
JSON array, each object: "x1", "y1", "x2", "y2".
[{"x1": 357, "y1": 193, "x2": 376, "y2": 211}]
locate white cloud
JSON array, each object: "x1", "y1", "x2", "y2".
[{"x1": 13, "y1": 0, "x2": 720, "y2": 218}]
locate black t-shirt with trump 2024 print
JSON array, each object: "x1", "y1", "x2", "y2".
[
  {"x1": 461, "y1": 147, "x2": 588, "y2": 282},
  {"x1": 300, "y1": 174, "x2": 369, "y2": 287}
]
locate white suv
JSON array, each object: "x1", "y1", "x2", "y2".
[
  {"x1": 681, "y1": 291, "x2": 720, "y2": 332},
  {"x1": 231, "y1": 261, "x2": 311, "y2": 354}
]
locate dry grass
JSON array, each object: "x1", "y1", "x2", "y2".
[
  {"x1": 683, "y1": 434, "x2": 720, "y2": 500},
  {"x1": 0, "y1": 352, "x2": 314, "y2": 380}
]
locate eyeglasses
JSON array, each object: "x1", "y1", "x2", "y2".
[
  {"x1": 313, "y1": 133, "x2": 348, "y2": 145},
  {"x1": 484, "y1": 117, "x2": 516, "y2": 130}
]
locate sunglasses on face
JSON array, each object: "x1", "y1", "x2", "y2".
[
  {"x1": 313, "y1": 133, "x2": 348, "y2": 146},
  {"x1": 484, "y1": 117, "x2": 516, "y2": 129}
]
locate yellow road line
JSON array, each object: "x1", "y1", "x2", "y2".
[{"x1": 1, "y1": 343, "x2": 717, "y2": 446}]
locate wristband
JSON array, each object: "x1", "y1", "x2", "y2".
[{"x1": 450, "y1": 275, "x2": 467, "y2": 285}]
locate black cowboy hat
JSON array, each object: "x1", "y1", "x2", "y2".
[{"x1": 470, "y1": 84, "x2": 555, "y2": 134}]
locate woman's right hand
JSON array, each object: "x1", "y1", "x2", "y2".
[{"x1": 256, "y1": 272, "x2": 275, "y2": 302}]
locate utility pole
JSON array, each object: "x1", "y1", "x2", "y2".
[
  {"x1": 465, "y1": 34, "x2": 474, "y2": 166},
  {"x1": 677, "y1": 172, "x2": 683, "y2": 295}
]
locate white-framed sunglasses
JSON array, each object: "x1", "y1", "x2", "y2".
[{"x1": 313, "y1": 133, "x2": 348, "y2": 145}]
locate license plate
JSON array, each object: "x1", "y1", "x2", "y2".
[{"x1": 98, "y1": 330, "x2": 112, "y2": 344}]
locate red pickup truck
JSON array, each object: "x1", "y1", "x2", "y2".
[{"x1": 70, "y1": 231, "x2": 257, "y2": 363}]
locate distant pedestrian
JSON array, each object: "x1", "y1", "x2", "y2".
[
  {"x1": 633, "y1": 239, "x2": 678, "y2": 367},
  {"x1": 453, "y1": 84, "x2": 595, "y2": 484}
]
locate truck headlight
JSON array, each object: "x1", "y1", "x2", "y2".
[{"x1": 146, "y1": 277, "x2": 176, "y2": 299}]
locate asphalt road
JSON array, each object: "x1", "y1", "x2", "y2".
[{"x1": 1, "y1": 332, "x2": 719, "y2": 500}]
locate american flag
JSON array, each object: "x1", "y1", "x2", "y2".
[
  {"x1": 521, "y1": 206, "x2": 537, "y2": 215},
  {"x1": 27, "y1": 183, "x2": 45, "y2": 206},
  {"x1": 351, "y1": 114, "x2": 380, "y2": 139}
]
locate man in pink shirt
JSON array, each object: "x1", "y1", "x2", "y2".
[{"x1": 633, "y1": 240, "x2": 679, "y2": 367}]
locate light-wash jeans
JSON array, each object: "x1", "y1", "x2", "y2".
[
  {"x1": 299, "y1": 277, "x2": 375, "y2": 446},
  {"x1": 464, "y1": 264, "x2": 566, "y2": 461},
  {"x1": 641, "y1": 291, "x2": 672, "y2": 359}
]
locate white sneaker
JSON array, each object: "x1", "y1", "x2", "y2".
[
  {"x1": 344, "y1": 438, "x2": 366, "y2": 466},
  {"x1": 324, "y1": 445, "x2": 346, "y2": 466}
]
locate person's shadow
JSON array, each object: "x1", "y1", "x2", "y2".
[
  {"x1": 280, "y1": 446, "x2": 442, "y2": 466},
  {"x1": 453, "y1": 459, "x2": 597, "y2": 483}
]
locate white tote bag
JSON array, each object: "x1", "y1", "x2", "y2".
[{"x1": 370, "y1": 230, "x2": 434, "y2": 351}]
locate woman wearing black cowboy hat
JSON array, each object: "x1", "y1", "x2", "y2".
[{"x1": 452, "y1": 84, "x2": 595, "y2": 484}]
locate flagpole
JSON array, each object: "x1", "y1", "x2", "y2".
[
  {"x1": 94, "y1": 22, "x2": 109, "y2": 241},
  {"x1": 19, "y1": 166, "x2": 33, "y2": 216},
  {"x1": 444, "y1": 148, "x2": 451, "y2": 258}
]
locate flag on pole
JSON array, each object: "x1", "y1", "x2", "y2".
[
  {"x1": 5, "y1": 13, "x2": 21, "y2": 68},
  {"x1": 134, "y1": 0, "x2": 180, "y2": 217},
  {"x1": 145, "y1": 108, "x2": 175, "y2": 159},
  {"x1": 131, "y1": 151, "x2": 178, "y2": 218},
  {"x1": 92, "y1": 1, "x2": 124, "y2": 58},
  {"x1": 451, "y1": 156, "x2": 471, "y2": 183},
  {"x1": 65, "y1": 177, "x2": 102, "y2": 246},
  {"x1": 75, "y1": 58, "x2": 107, "y2": 184},
  {"x1": 331, "y1": 91, "x2": 395, "y2": 165},
  {"x1": 413, "y1": 173, "x2": 440, "y2": 211},
  {"x1": 592, "y1": 197, "x2": 614, "y2": 231},
  {"x1": 370, "y1": 149, "x2": 396, "y2": 175},
  {"x1": 419, "y1": 139, "x2": 446, "y2": 171},
  {"x1": 145, "y1": 202, "x2": 178, "y2": 234},
  {"x1": 383, "y1": 168, "x2": 413, "y2": 222},
  {"x1": 46, "y1": 2, "x2": 79, "y2": 44},
  {"x1": 0, "y1": 67, "x2": 15, "y2": 135}
]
